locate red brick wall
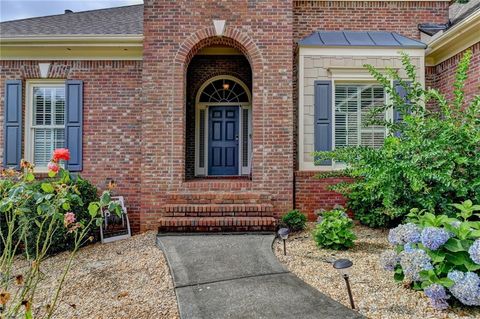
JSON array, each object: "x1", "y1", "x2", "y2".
[
  {"x1": 293, "y1": 1, "x2": 449, "y2": 42},
  {"x1": 426, "y1": 42, "x2": 480, "y2": 104},
  {"x1": 295, "y1": 172, "x2": 351, "y2": 221},
  {"x1": 0, "y1": 60, "x2": 143, "y2": 232},
  {"x1": 141, "y1": 0, "x2": 294, "y2": 230}
]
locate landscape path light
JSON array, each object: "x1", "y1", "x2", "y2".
[
  {"x1": 333, "y1": 258, "x2": 355, "y2": 309},
  {"x1": 278, "y1": 228, "x2": 290, "y2": 256}
]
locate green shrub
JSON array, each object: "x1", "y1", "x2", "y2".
[
  {"x1": 315, "y1": 50, "x2": 480, "y2": 228},
  {"x1": 280, "y1": 209, "x2": 307, "y2": 231},
  {"x1": 381, "y1": 200, "x2": 480, "y2": 309},
  {"x1": 24, "y1": 175, "x2": 99, "y2": 256},
  {"x1": 312, "y1": 207, "x2": 356, "y2": 250}
]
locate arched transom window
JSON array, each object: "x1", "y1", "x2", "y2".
[{"x1": 199, "y1": 78, "x2": 249, "y2": 103}]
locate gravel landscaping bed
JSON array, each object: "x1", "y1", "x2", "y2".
[
  {"x1": 17, "y1": 231, "x2": 179, "y2": 319},
  {"x1": 274, "y1": 223, "x2": 480, "y2": 319}
]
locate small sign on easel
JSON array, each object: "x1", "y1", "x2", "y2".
[{"x1": 100, "y1": 196, "x2": 131, "y2": 243}]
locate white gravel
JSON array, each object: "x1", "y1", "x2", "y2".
[
  {"x1": 274, "y1": 223, "x2": 480, "y2": 319},
  {"x1": 18, "y1": 231, "x2": 179, "y2": 319}
]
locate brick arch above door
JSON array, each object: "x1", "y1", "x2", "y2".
[{"x1": 168, "y1": 26, "x2": 267, "y2": 188}]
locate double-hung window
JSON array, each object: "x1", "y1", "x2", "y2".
[
  {"x1": 26, "y1": 83, "x2": 66, "y2": 170},
  {"x1": 334, "y1": 84, "x2": 386, "y2": 149}
]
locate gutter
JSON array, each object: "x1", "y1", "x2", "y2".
[{"x1": 425, "y1": 9, "x2": 480, "y2": 65}]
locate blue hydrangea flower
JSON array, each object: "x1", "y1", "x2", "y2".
[
  {"x1": 447, "y1": 271, "x2": 480, "y2": 306},
  {"x1": 424, "y1": 284, "x2": 449, "y2": 310},
  {"x1": 399, "y1": 248, "x2": 433, "y2": 281},
  {"x1": 380, "y1": 250, "x2": 399, "y2": 271},
  {"x1": 447, "y1": 270, "x2": 464, "y2": 283},
  {"x1": 420, "y1": 227, "x2": 450, "y2": 250},
  {"x1": 450, "y1": 221, "x2": 461, "y2": 228},
  {"x1": 468, "y1": 239, "x2": 480, "y2": 265},
  {"x1": 388, "y1": 223, "x2": 421, "y2": 246},
  {"x1": 404, "y1": 243, "x2": 414, "y2": 252}
]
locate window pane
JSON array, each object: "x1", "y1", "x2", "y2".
[
  {"x1": 335, "y1": 85, "x2": 385, "y2": 149},
  {"x1": 31, "y1": 85, "x2": 66, "y2": 168},
  {"x1": 33, "y1": 128, "x2": 65, "y2": 167},
  {"x1": 55, "y1": 88, "x2": 65, "y2": 125}
]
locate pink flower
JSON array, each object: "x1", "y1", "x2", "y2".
[
  {"x1": 52, "y1": 148, "x2": 70, "y2": 162},
  {"x1": 64, "y1": 212, "x2": 76, "y2": 227},
  {"x1": 47, "y1": 162, "x2": 60, "y2": 173}
]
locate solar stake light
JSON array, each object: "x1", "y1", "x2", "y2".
[
  {"x1": 333, "y1": 258, "x2": 355, "y2": 309},
  {"x1": 278, "y1": 228, "x2": 290, "y2": 256}
]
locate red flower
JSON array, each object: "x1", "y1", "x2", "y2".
[
  {"x1": 52, "y1": 148, "x2": 70, "y2": 162},
  {"x1": 47, "y1": 162, "x2": 60, "y2": 173}
]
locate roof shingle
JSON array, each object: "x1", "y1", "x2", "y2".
[{"x1": 0, "y1": 4, "x2": 143, "y2": 37}]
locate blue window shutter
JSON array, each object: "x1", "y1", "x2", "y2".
[
  {"x1": 393, "y1": 81, "x2": 412, "y2": 137},
  {"x1": 314, "y1": 80, "x2": 332, "y2": 165},
  {"x1": 65, "y1": 80, "x2": 83, "y2": 171},
  {"x1": 3, "y1": 80, "x2": 22, "y2": 170},
  {"x1": 393, "y1": 81, "x2": 412, "y2": 122}
]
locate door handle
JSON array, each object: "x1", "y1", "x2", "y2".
[{"x1": 235, "y1": 135, "x2": 239, "y2": 141}]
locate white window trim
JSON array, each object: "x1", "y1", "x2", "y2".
[{"x1": 25, "y1": 80, "x2": 66, "y2": 173}]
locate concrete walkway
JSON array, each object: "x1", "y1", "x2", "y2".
[{"x1": 157, "y1": 233, "x2": 364, "y2": 319}]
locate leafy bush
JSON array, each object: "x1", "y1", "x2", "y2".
[
  {"x1": 23, "y1": 175, "x2": 99, "y2": 256},
  {"x1": 280, "y1": 209, "x2": 307, "y2": 231},
  {"x1": 315, "y1": 50, "x2": 480, "y2": 228},
  {"x1": 381, "y1": 200, "x2": 480, "y2": 309},
  {"x1": 0, "y1": 149, "x2": 120, "y2": 318},
  {"x1": 312, "y1": 207, "x2": 356, "y2": 250}
]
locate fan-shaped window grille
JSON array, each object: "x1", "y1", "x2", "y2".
[{"x1": 199, "y1": 78, "x2": 249, "y2": 103}]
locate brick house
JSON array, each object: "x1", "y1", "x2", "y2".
[{"x1": 0, "y1": 1, "x2": 479, "y2": 233}]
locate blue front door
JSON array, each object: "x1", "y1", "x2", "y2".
[{"x1": 208, "y1": 106, "x2": 239, "y2": 176}]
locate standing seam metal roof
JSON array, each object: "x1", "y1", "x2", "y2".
[{"x1": 299, "y1": 31, "x2": 427, "y2": 48}]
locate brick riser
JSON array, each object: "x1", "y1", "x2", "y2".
[
  {"x1": 158, "y1": 192, "x2": 276, "y2": 232},
  {"x1": 158, "y1": 217, "x2": 276, "y2": 233}
]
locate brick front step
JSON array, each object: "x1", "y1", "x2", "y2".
[
  {"x1": 158, "y1": 216, "x2": 276, "y2": 232},
  {"x1": 161, "y1": 203, "x2": 273, "y2": 217},
  {"x1": 166, "y1": 192, "x2": 272, "y2": 204}
]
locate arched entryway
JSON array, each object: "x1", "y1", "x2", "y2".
[
  {"x1": 184, "y1": 43, "x2": 253, "y2": 179},
  {"x1": 194, "y1": 75, "x2": 252, "y2": 177}
]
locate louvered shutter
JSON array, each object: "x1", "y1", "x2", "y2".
[
  {"x1": 65, "y1": 80, "x2": 83, "y2": 171},
  {"x1": 3, "y1": 80, "x2": 22, "y2": 169},
  {"x1": 393, "y1": 81, "x2": 411, "y2": 137},
  {"x1": 314, "y1": 81, "x2": 332, "y2": 165}
]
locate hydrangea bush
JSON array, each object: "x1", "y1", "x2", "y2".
[
  {"x1": 0, "y1": 149, "x2": 120, "y2": 318},
  {"x1": 381, "y1": 200, "x2": 480, "y2": 309},
  {"x1": 312, "y1": 206, "x2": 356, "y2": 250}
]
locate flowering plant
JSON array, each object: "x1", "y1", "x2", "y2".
[
  {"x1": 0, "y1": 149, "x2": 120, "y2": 318},
  {"x1": 381, "y1": 200, "x2": 480, "y2": 309}
]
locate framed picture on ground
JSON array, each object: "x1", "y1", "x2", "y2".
[{"x1": 100, "y1": 196, "x2": 131, "y2": 243}]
